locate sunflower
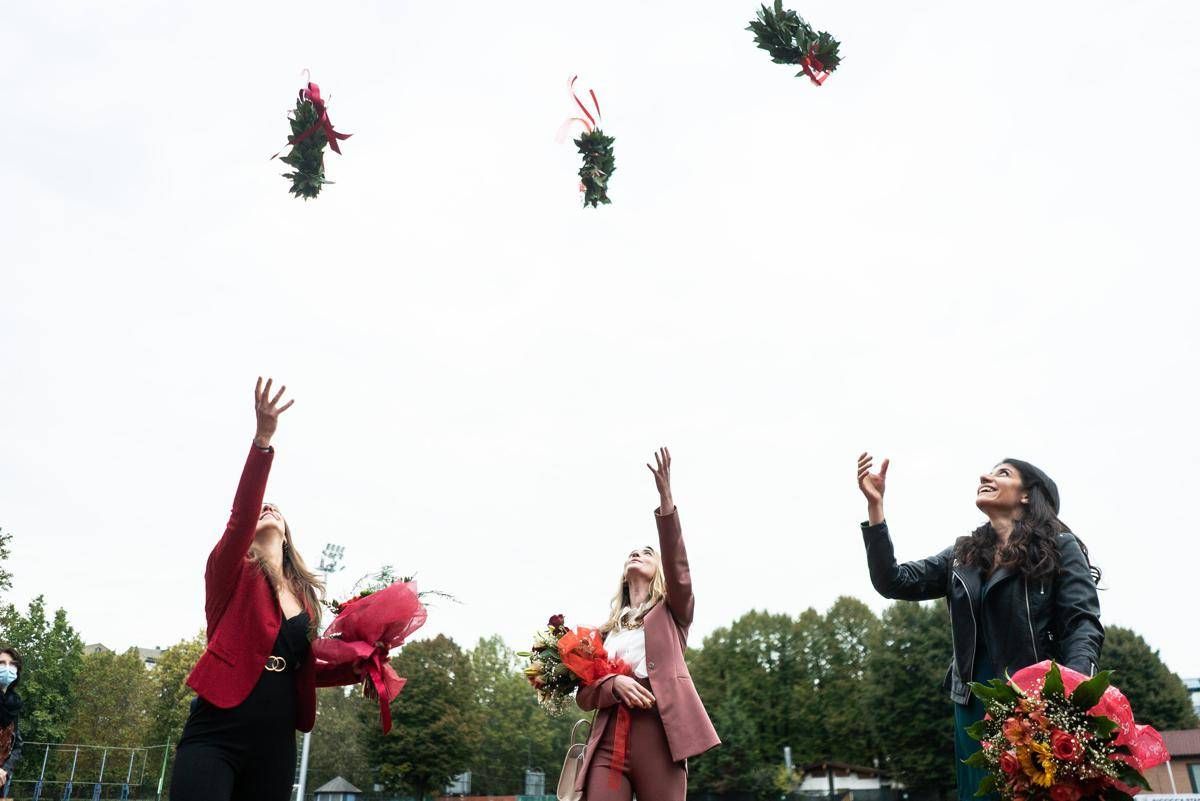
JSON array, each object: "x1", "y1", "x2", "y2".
[{"x1": 1017, "y1": 741, "x2": 1057, "y2": 788}]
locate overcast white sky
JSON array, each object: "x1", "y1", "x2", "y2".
[{"x1": 3, "y1": 1, "x2": 1198, "y2": 679}]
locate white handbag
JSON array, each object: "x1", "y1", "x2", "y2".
[{"x1": 556, "y1": 718, "x2": 593, "y2": 801}]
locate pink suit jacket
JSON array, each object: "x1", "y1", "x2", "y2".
[
  {"x1": 184, "y1": 446, "x2": 359, "y2": 733},
  {"x1": 574, "y1": 507, "x2": 720, "y2": 793}
]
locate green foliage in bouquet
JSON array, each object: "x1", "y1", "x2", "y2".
[
  {"x1": 965, "y1": 663, "x2": 1154, "y2": 801},
  {"x1": 279, "y1": 95, "x2": 331, "y2": 200},
  {"x1": 748, "y1": 0, "x2": 842, "y2": 81},
  {"x1": 323, "y1": 565, "x2": 457, "y2": 616},
  {"x1": 576, "y1": 129, "x2": 616, "y2": 208}
]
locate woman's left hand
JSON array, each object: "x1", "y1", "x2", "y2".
[{"x1": 647, "y1": 447, "x2": 674, "y2": 514}]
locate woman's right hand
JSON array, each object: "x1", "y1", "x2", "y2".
[
  {"x1": 857, "y1": 452, "x2": 888, "y2": 526},
  {"x1": 254, "y1": 377, "x2": 294, "y2": 449},
  {"x1": 611, "y1": 675, "x2": 656, "y2": 709}
]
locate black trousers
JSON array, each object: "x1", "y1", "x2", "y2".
[{"x1": 170, "y1": 672, "x2": 297, "y2": 801}]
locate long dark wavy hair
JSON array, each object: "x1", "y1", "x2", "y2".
[{"x1": 954, "y1": 469, "x2": 1101, "y2": 584}]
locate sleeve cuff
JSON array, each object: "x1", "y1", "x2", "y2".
[{"x1": 861, "y1": 520, "x2": 888, "y2": 534}]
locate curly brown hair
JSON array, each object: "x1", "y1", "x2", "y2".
[{"x1": 954, "y1": 467, "x2": 1101, "y2": 583}]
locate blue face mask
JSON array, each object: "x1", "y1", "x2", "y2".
[{"x1": 0, "y1": 665, "x2": 17, "y2": 688}]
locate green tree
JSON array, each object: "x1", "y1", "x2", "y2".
[
  {"x1": 0, "y1": 528, "x2": 12, "y2": 603},
  {"x1": 140, "y1": 630, "x2": 206, "y2": 790},
  {"x1": 815, "y1": 596, "x2": 881, "y2": 766},
  {"x1": 0, "y1": 595, "x2": 84, "y2": 743},
  {"x1": 866, "y1": 601, "x2": 956, "y2": 798},
  {"x1": 65, "y1": 648, "x2": 154, "y2": 746},
  {"x1": 144, "y1": 631, "x2": 206, "y2": 750},
  {"x1": 467, "y1": 635, "x2": 576, "y2": 794},
  {"x1": 308, "y1": 686, "x2": 372, "y2": 790},
  {"x1": 687, "y1": 609, "x2": 818, "y2": 794},
  {"x1": 363, "y1": 635, "x2": 481, "y2": 799},
  {"x1": 1103, "y1": 625, "x2": 1199, "y2": 731}
]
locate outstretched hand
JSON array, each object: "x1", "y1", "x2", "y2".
[
  {"x1": 647, "y1": 447, "x2": 674, "y2": 515},
  {"x1": 254, "y1": 377, "x2": 294, "y2": 449},
  {"x1": 857, "y1": 452, "x2": 888, "y2": 525}
]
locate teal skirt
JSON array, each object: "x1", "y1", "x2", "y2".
[{"x1": 954, "y1": 638, "x2": 1000, "y2": 801}]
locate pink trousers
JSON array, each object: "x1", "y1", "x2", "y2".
[{"x1": 584, "y1": 680, "x2": 687, "y2": 801}]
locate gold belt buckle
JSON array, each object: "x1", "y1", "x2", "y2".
[{"x1": 265, "y1": 655, "x2": 287, "y2": 672}]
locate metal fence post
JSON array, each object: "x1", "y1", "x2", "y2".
[
  {"x1": 91, "y1": 748, "x2": 108, "y2": 801},
  {"x1": 62, "y1": 745, "x2": 79, "y2": 801},
  {"x1": 121, "y1": 747, "x2": 136, "y2": 800},
  {"x1": 32, "y1": 743, "x2": 50, "y2": 801},
  {"x1": 155, "y1": 739, "x2": 170, "y2": 801}
]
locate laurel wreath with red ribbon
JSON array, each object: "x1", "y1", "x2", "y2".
[
  {"x1": 556, "y1": 76, "x2": 616, "y2": 208},
  {"x1": 273, "y1": 80, "x2": 352, "y2": 199},
  {"x1": 748, "y1": 0, "x2": 842, "y2": 86}
]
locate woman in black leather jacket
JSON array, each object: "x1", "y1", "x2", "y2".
[{"x1": 856, "y1": 454, "x2": 1102, "y2": 801}]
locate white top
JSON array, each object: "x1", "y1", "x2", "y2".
[{"x1": 605, "y1": 612, "x2": 649, "y2": 678}]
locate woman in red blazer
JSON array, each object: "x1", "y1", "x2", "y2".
[
  {"x1": 171, "y1": 379, "x2": 362, "y2": 801},
  {"x1": 574, "y1": 448, "x2": 720, "y2": 801}
]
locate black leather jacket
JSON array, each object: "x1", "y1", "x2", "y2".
[{"x1": 862, "y1": 521, "x2": 1103, "y2": 705}]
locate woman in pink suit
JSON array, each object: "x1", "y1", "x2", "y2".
[
  {"x1": 574, "y1": 447, "x2": 720, "y2": 801},
  {"x1": 171, "y1": 379, "x2": 363, "y2": 801}
]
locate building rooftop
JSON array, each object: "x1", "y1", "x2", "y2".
[
  {"x1": 314, "y1": 776, "x2": 362, "y2": 793},
  {"x1": 1163, "y1": 728, "x2": 1200, "y2": 758}
]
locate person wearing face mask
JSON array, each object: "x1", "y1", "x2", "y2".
[
  {"x1": 170, "y1": 379, "x2": 367, "y2": 801},
  {"x1": 572, "y1": 448, "x2": 720, "y2": 801},
  {"x1": 855, "y1": 453, "x2": 1103, "y2": 801},
  {"x1": 0, "y1": 647, "x2": 23, "y2": 796}
]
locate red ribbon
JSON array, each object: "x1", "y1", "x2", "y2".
[
  {"x1": 799, "y1": 47, "x2": 830, "y2": 86},
  {"x1": 362, "y1": 644, "x2": 406, "y2": 735},
  {"x1": 288, "y1": 82, "x2": 352, "y2": 154},
  {"x1": 557, "y1": 627, "x2": 635, "y2": 789}
]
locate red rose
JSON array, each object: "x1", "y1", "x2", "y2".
[
  {"x1": 1050, "y1": 783, "x2": 1082, "y2": 801},
  {"x1": 1000, "y1": 751, "x2": 1021, "y2": 776},
  {"x1": 1051, "y1": 730, "x2": 1083, "y2": 762},
  {"x1": 549, "y1": 614, "x2": 566, "y2": 628}
]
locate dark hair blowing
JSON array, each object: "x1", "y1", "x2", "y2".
[{"x1": 954, "y1": 474, "x2": 1101, "y2": 584}]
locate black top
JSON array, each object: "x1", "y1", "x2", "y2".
[
  {"x1": 178, "y1": 612, "x2": 312, "y2": 745},
  {"x1": 273, "y1": 611, "x2": 312, "y2": 668}
]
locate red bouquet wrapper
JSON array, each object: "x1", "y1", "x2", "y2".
[
  {"x1": 557, "y1": 627, "x2": 634, "y2": 789},
  {"x1": 1011, "y1": 661, "x2": 1169, "y2": 780},
  {"x1": 313, "y1": 581, "x2": 427, "y2": 734}
]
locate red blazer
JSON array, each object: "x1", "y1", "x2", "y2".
[
  {"x1": 574, "y1": 508, "x2": 720, "y2": 791},
  {"x1": 185, "y1": 445, "x2": 359, "y2": 733}
]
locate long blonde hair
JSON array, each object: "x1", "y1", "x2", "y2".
[
  {"x1": 600, "y1": 546, "x2": 667, "y2": 636},
  {"x1": 249, "y1": 517, "x2": 325, "y2": 640}
]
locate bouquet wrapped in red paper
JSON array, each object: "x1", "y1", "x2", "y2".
[
  {"x1": 313, "y1": 580, "x2": 427, "y2": 734},
  {"x1": 966, "y1": 660, "x2": 1169, "y2": 801}
]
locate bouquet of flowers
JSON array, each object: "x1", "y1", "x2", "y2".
[
  {"x1": 314, "y1": 571, "x2": 427, "y2": 734},
  {"x1": 518, "y1": 615, "x2": 631, "y2": 714},
  {"x1": 555, "y1": 76, "x2": 615, "y2": 208},
  {"x1": 748, "y1": 0, "x2": 842, "y2": 85},
  {"x1": 272, "y1": 79, "x2": 351, "y2": 199},
  {"x1": 966, "y1": 660, "x2": 1169, "y2": 801}
]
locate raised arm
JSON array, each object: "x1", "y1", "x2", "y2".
[
  {"x1": 648, "y1": 447, "x2": 694, "y2": 630},
  {"x1": 1052, "y1": 533, "x2": 1103, "y2": 675},
  {"x1": 857, "y1": 453, "x2": 951, "y2": 601},
  {"x1": 204, "y1": 378, "x2": 293, "y2": 625}
]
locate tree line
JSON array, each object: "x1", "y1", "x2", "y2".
[{"x1": 1, "y1": 531, "x2": 1195, "y2": 799}]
